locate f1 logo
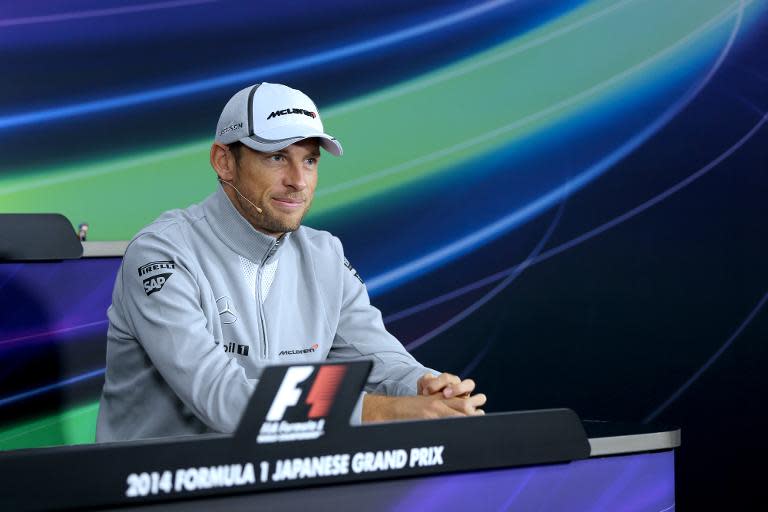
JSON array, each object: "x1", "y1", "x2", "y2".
[
  {"x1": 266, "y1": 366, "x2": 313, "y2": 421},
  {"x1": 265, "y1": 365, "x2": 348, "y2": 422}
]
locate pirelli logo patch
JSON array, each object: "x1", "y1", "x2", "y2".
[
  {"x1": 138, "y1": 261, "x2": 175, "y2": 276},
  {"x1": 138, "y1": 261, "x2": 176, "y2": 296}
]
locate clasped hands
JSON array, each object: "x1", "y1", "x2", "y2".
[{"x1": 362, "y1": 372, "x2": 486, "y2": 422}]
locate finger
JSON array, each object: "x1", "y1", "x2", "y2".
[
  {"x1": 443, "y1": 378, "x2": 475, "y2": 398},
  {"x1": 428, "y1": 399, "x2": 467, "y2": 418},
  {"x1": 418, "y1": 373, "x2": 437, "y2": 395},
  {"x1": 424, "y1": 373, "x2": 460, "y2": 395},
  {"x1": 443, "y1": 393, "x2": 487, "y2": 415},
  {"x1": 426, "y1": 373, "x2": 453, "y2": 395},
  {"x1": 423, "y1": 374, "x2": 448, "y2": 395},
  {"x1": 468, "y1": 393, "x2": 487, "y2": 408},
  {"x1": 442, "y1": 398, "x2": 473, "y2": 416}
]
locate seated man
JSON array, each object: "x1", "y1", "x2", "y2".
[{"x1": 96, "y1": 83, "x2": 485, "y2": 442}]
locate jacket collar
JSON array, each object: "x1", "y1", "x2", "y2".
[{"x1": 202, "y1": 186, "x2": 290, "y2": 264}]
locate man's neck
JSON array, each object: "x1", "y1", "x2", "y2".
[{"x1": 222, "y1": 185, "x2": 284, "y2": 239}]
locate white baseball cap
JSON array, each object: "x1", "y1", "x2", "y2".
[{"x1": 215, "y1": 82, "x2": 343, "y2": 156}]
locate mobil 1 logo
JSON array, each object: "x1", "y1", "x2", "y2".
[{"x1": 138, "y1": 260, "x2": 176, "y2": 296}]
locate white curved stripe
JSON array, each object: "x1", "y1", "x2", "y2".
[
  {"x1": 0, "y1": 142, "x2": 208, "y2": 197},
  {"x1": 0, "y1": 0, "x2": 628, "y2": 194},
  {"x1": 326, "y1": 0, "x2": 640, "y2": 118},
  {"x1": 319, "y1": 0, "x2": 743, "y2": 200},
  {"x1": 0, "y1": 0, "x2": 216, "y2": 28}
]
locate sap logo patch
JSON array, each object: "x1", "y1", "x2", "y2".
[
  {"x1": 143, "y1": 273, "x2": 172, "y2": 295},
  {"x1": 138, "y1": 261, "x2": 176, "y2": 296}
]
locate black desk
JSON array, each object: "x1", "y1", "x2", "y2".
[
  {"x1": 0, "y1": 363, "x2": 679, "y2": 511},
  {"x1": 105, "y1": 421, "x2": 678, "y2": 512}
]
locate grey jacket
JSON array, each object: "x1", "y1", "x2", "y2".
[{"x1": 96, "y1": 187, "x2": 430, "y2": 442}]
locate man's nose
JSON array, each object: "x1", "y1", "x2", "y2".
[{"x1": 283, "y1": 160, "x2": 307, "y2": 190}]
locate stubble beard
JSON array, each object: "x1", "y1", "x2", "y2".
[{"x1": 236, "y1": 194, "x2": 310, "y2": 235}]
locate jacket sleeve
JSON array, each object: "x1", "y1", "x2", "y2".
[
  {"x1": 326, "y1": 237, "x2": 436, "y2": 400},
  {"x1": 118, "y1": 230, "x2": 256, "y2": 433}
]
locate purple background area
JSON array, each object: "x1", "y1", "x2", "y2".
[
  {"x1": 391, "y1": 451, "x2": 674, "y2": 512},
  {"x1": 167, "y1": 451, "x2": 675, "y2": 512},
  {"x1": 0, "y1": 259, "x2": 117, "y2": 343},
  {"x1": 0, "y1": 258, "x2": 120, "y2": 423}
]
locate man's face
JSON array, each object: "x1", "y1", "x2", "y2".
[{"x1": 227, "y1": 139, "x2": 320, "y2": 236}]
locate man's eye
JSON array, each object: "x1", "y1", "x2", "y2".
[
  {"x1": 270, "y1": 154, "x2": 284, "y2": 162},
  {"x1": 306, "y1": 158, "x2": 317, "y2": 165}
]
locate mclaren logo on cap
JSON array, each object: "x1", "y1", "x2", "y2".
[{"x1": 267, "y1": 108, "x2": 316, "y2": 120}]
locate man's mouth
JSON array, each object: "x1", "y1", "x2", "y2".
[{"x1": 271, "y1": 197, "x2": 305, "y2": 210}]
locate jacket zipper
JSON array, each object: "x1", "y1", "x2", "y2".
[{"x1": 256, "y1": 238, "x2": 278, "y2": 358}]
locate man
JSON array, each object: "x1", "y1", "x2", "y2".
[{"x1": 96, "y1": 83, "x2": 485, "y2": 442}]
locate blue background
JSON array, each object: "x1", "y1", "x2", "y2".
[{"x1": 1, "y1": 1, "x2": 767, "y2": 508}]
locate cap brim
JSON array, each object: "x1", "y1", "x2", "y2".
[{"x1": 240, "y1": 132, "x2": 343, "y2": 156}]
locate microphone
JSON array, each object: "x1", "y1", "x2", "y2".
[{"x1": 218, "y1": 178, "x2": 263, "y2": 214}]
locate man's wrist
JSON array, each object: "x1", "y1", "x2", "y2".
[{"x1": 362, "y1": 393, "x2": 391, "y2": 423}]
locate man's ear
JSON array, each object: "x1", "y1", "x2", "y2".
[{"x1": 210, "y1": 143, "x2": 236, "y2": 181}]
